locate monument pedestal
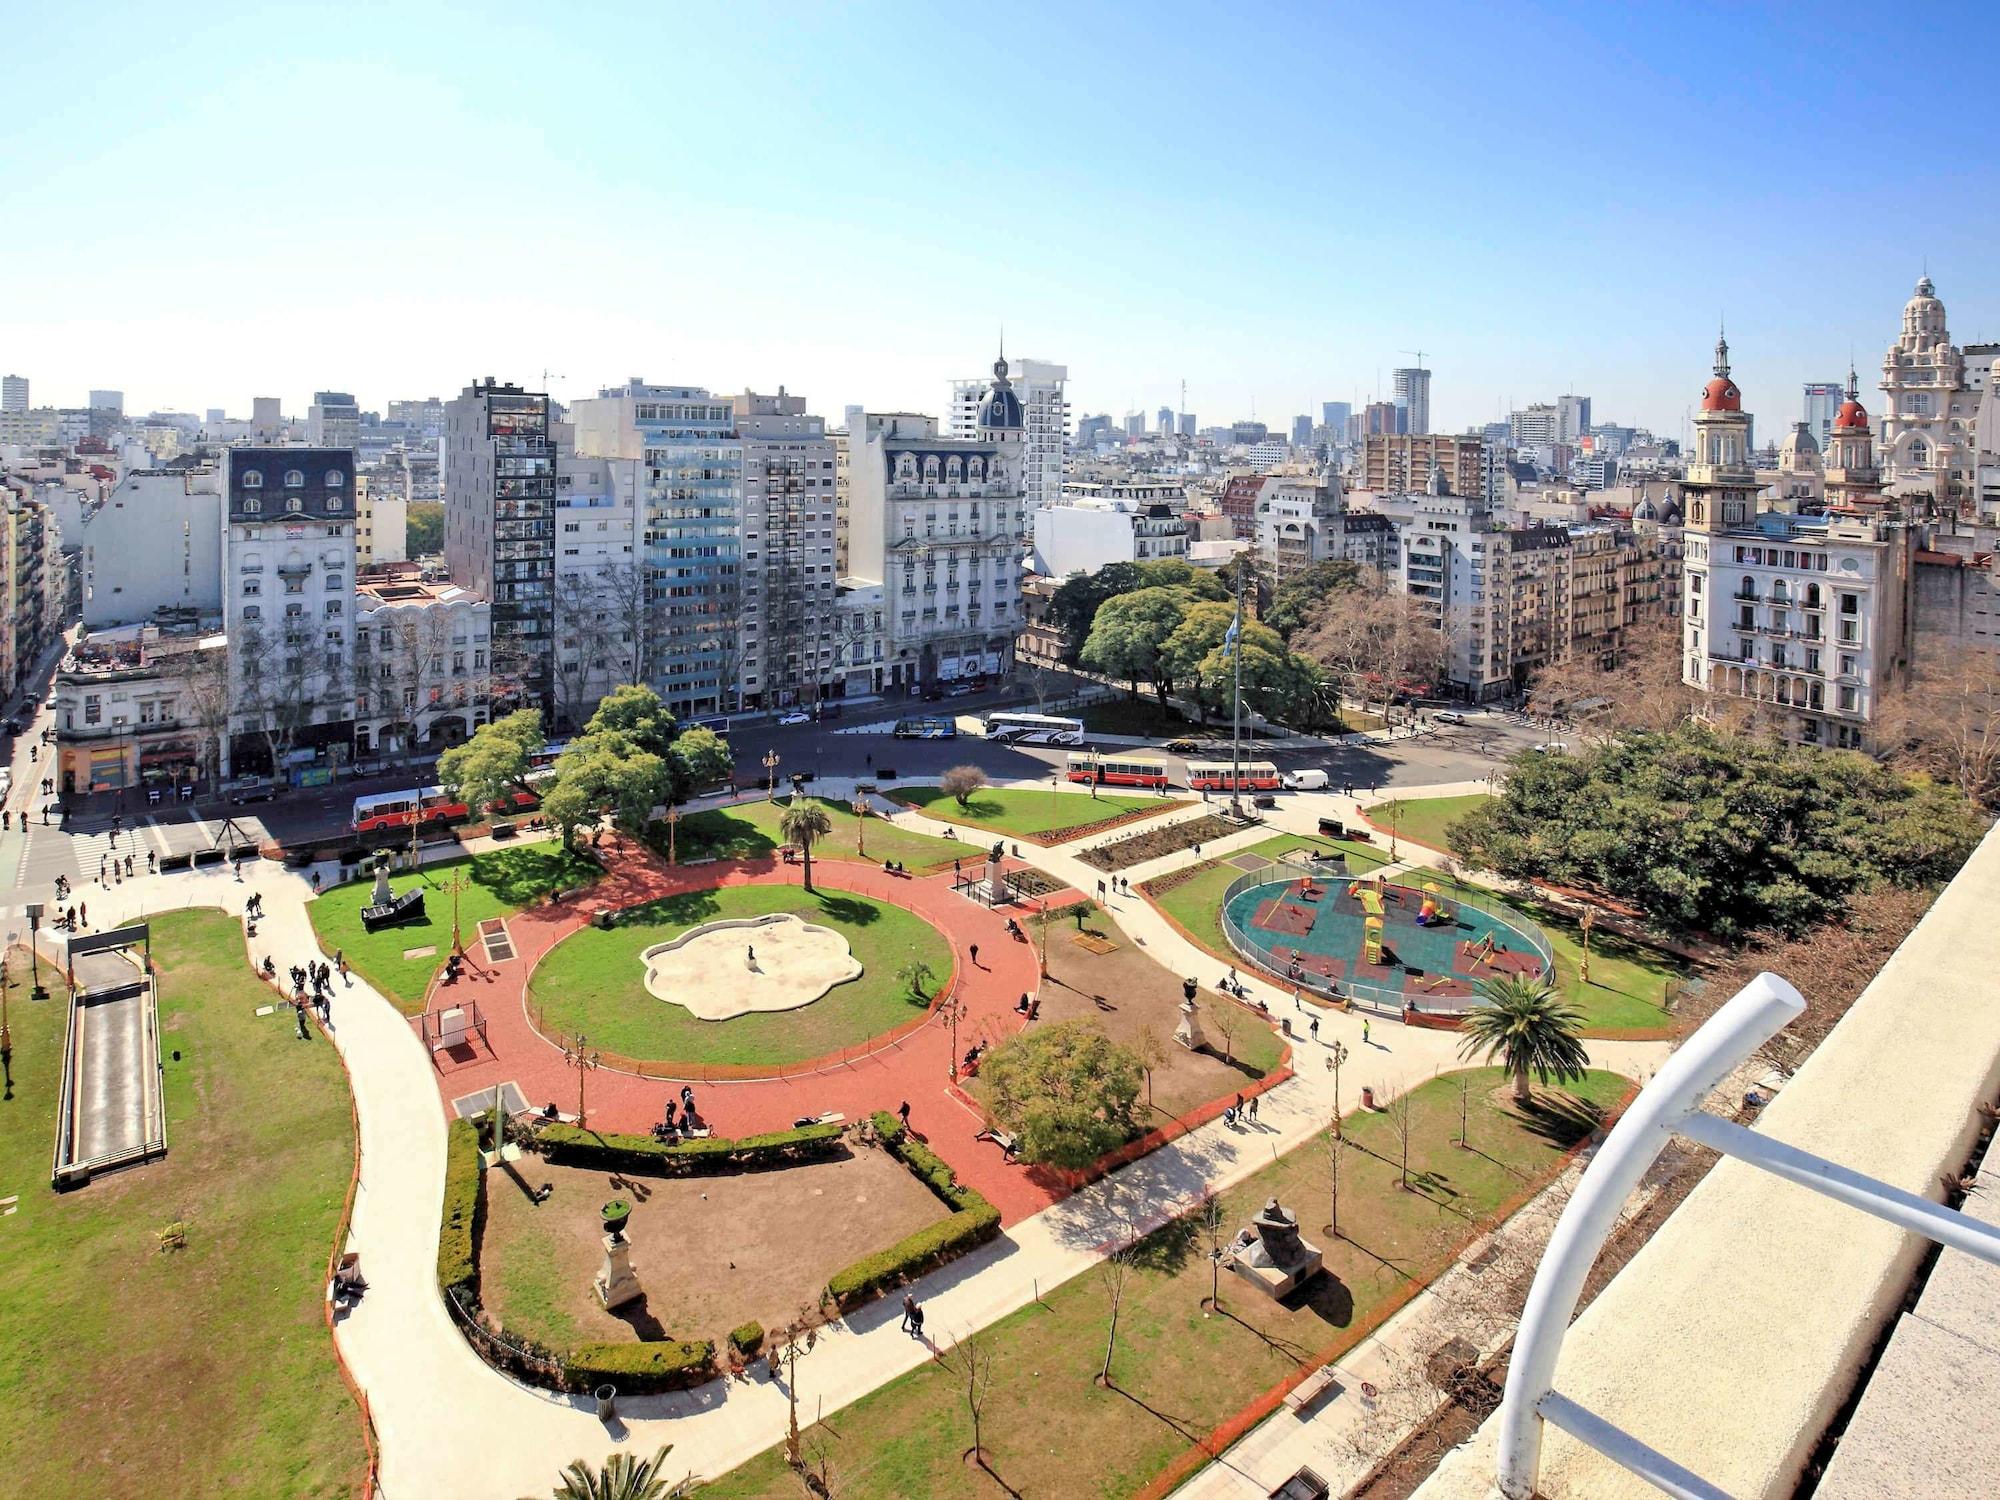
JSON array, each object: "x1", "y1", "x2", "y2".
[
  {"x1": 594, "y1": 1232, "x2": 643, "y2": 1311},
  {"x1": 986, "y1": 843, "x2": 1007, "y2": 904},
  {"x1": 1174, "y1": 995, "x2": 1207, "y2": 1052},
  {"x1": 1224, "y1": 1197, "x2": 1324, "y2": 1300}
]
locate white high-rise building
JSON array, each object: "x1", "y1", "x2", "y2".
[
  {"x1": 1, "y1": 375, "x2": 27, "y2": 414},
  {"x1": 950, "y1": 357, "x2": 1068, "y2": 511},
  {"x1": 733, "y1": 389, "x2": 840, "y2": 709},
  {"x1": 89, "y1": 389, "x2": 124, "y2": 417},
  {"x1": 1391, "y1": 368, "x2": 1432, "y2": 435},
  {"x1": 307, "y1": 391, "x2": 361, "y2": 449}
]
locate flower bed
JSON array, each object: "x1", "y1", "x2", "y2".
[{"x1": 1080, "y1": 813, "x2": 1242, "y2": 872}]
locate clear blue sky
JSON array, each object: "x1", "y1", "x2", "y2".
[{"x1": 4, "y1": 0, "x2": 1995, "y2": 441}]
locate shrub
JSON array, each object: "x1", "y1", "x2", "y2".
[
  {"x1": 728, "y1": 1321, "x2": 765, "y2": 1356},
  {"x1": 825, "y1": 1204, "x2": 1003, "y2": 1310},
  {"x1": 872, "y1": 1110, "x2": 981, "y2": 1211},
  {"x1": 533, "y1": 1121, "x2": 844, "y2": 1175},
  {"x1": 564, "y1": 1339, "x2": 715, "y2": 1393},
  {"x1": 437, "y1": 1118, "x2": 484, "y2": 1298}
]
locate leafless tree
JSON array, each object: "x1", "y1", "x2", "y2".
[
  {"x1": 1457, "y1": 1073, "x2": 1473, "y2": 1152},
  {"x1": 169, "y1": 643, "x2": 231, "y2": 790},
  {"x1": 233, "y1": 619, "x2": 327, "y2": 774},
  {"x1": 1878, "y1": 653, "x2": 2000, "y2": 807},
  {"x1": 1209, "y1": 1001, "x2": 1237, "y2": 1068},
  {"x1": 1525, "y1": 614, "x2": 1702, "y2": 742},
  {"x1": 1297, "y1": 569, "x2": 1448, "y2": 715},
  {"x1": 1384, "y1": 1087, "x2": 1416, "y2": 1191},
  {"x1": 1198, "y1": 1192, "x2": 1227, "y2": 1312},
  {"x1": 1134, "y1": 1026, "x2": 1166, "y2": 1110},
  {"x1": 1326, "y1": 1117, "x2": 1345, "y2": 1240},
  {"x1": 959, "y1": 1330, "x2": 997, "y2": 1471},
  {"x1": 1097, "y1": 1249, "x2": 1135, "y2": 1387}
]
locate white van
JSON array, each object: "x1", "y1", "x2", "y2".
[{"x1": 1280, "y1": 769, "x2": 1329, "y2": 790}]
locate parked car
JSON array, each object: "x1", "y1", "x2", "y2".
[
  {"x1": 1531, "y1": 741, "x2": 1568, "y2": 755},
  {"x1": 223, "y1": 775, "x2": 276, "y2": 803},
  {"x1": 777, "y1": 710, "x2": 811, "y2": 726},
  {"x1": 1166, "y1": 738, "x2": 1200, "y2": 754},
  {"x1": 1280, "y1": 769, "x2": 1329, "y2": 790},
  {"x1": 1433, "y1": 710, "x2": 1467, "y2": 725},
  {"x1": 0, "y1": 768, "x2": 11, "y2": 797}
]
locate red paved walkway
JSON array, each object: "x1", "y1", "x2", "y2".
[{"x1": 419, "y1": 835, "x2": 1075, "y2": 1224}]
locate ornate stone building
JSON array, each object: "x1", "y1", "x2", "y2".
[{"x1": 1879, "y1": 275, "x2": 1981, "y2": 513}]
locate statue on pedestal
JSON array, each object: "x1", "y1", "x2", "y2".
[
  {"x1": 1224, "y1": 1196, "x2": 1323, "y2": 1298},
  {"x1": 985, "y1": 840, "x2": 1008, "y2": 904},
  {"x1": 371, "y1": 850, "x2": 393, "y2": 908},
  {"x1": 1174, "y1": 993, "x2": 1206, "y2": 1052},
  {"x1": 594, "y1": 1201, "x2": 644, "y2": 1310}
]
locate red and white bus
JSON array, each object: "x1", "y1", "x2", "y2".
[
  {"x1": 1065, "y1": 752, "x2": 1171, "y2": 789},
  {"x1": 1185, "y1": 759, "x2": 1281, "y2": 792},
  {"x1": 350, "y1": 783, "x2": 540, "y2": 834}
]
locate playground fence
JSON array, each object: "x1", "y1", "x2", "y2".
[{"x1": 1219, "y1": 851, "x2": 1554, "y2": 1019}]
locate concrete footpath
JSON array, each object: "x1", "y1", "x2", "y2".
[{"x1": 12, "y1": 776, "x2": 1671, "y2": 1499}]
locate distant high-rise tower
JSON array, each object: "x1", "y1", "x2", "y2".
[
  {"x1": 88, "y1": 389, "x2": 124, "y2": 417},
  {"x1": 1556, "y1": 394, "x2": 1592, "y2": 444},
  {"x1": 307, "y1": 391, "x2": 360, "y2": 448},
  {"x1": 1291, "y1": 414, "x2": 1313, "y2": 446},
  {"x1": 1, "y1": 375, "x2": 27, "y2": 413},
  {"x1": 1177, "y1": 411, "x2": 1196, "y2": 437},
  {"x1": 1391, "y1": 368, "x2": 1432, "y2": 435},
  {"x1": 251, "y1": 396, "x2": 282, "y2": 432},
  {"x1": 950, "y1": 358, "x2": 1068, "y2": 510},
  {"x1": 1157, "y1": 405, "x2": 1174, "y2": 436},
  {"x1": 1320, "y1": 401, "x2": 1351, "y2": 437},
  {"x1": 1803, "y1": 381, "x2": 1843, "y2": 445}
]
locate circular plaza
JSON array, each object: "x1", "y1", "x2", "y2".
[{"x1": 1222, "y1": 858, "x2": 1552, "y2": 1012}]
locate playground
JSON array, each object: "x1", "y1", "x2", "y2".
[{"x1": 1222, "y1": 862, "x2": 1551, "y2": 1010}]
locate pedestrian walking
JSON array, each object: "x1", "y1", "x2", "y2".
[
  {"x1": 901, "y1": 1293, "x2": 918, "y2": 1333},
  {"x1": 311, "y1": 869, "x2": 321, "y2": 893},
  {"x1": 969, "y1": 942, "x2": 980, "y2": 967},
  {"x1": 1247, "y1": 1094, "x2": 1259, "y2": 1124},
  {"x1": 78, "y1": 902, "x2": 86, "y2": 928},
  {"x1": 1362, "y1": 1018, "x2": 1372, "y2": 1046},
  {"x1": 897, "y1": 1099, "x2": 911, "y2": 1130},
  {"x1": 1309, "y1": 1016, "x2": 1320, "y2": 1041},
  {"x1": 909, "y1": 1302, "x2": 925, "y2": 1339},
  {"x1": 294, "y1": 998, "x2": 310, "y2": 1041}
]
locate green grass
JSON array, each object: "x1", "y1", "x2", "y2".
[
  {"x1": 308, "y1": 842, "x2": 603, "y2": 1015},
  {"x1": 667, "y1": 796, "x2": 968, "y2": 874},
  {"x1": 698, "y1": 1067, "x2": 1630, "y2": 1500},
  {"x1": 1369, "y1": 793, "x2": 1493, "y2": 852},
  {"x1": 527, "y1": 883, "x2": 955, "y2": 1067},
  {"x1": 0, "y1": 912, "x2": 362, "y2": 1498},
  {"x1": 1149, "y1": 831, "x2": 1389, "y2": 967},
  {"x1": 893, "y1": 785, "x2": 1173, "y2": 841},
  {"x1": 1513, "y1": 896, "x2": 1680, "y2": 1034}
]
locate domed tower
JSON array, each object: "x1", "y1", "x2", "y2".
[
  {"x1": 974, "y1": 348, "x2": 1024, "y2": 489},
  {"x1": 1879, "y1": 273, "x2": 1970, "y2": 505},
  {"x1": 1824, "y1": 367, "x2": 1886, "y2": 511},
  {"x1": 1683, "y1": 330, "x2": 1757, "y2": 534}
]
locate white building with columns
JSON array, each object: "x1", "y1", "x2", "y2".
[{"x1": 1879, "y1": 275, "x2": 1987, "y2": 515}]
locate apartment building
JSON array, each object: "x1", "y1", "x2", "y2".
[
  {"x1": 733, "y1": 389, "x2": 839, "y2": 709},
  {"x1": 75, "y1": 467, "x2": 222, "y2": 628},
  {"x1": 55, "y1": 622, "x2": 226, "y2": 795},
  {"x1": 1360, "y1": 432, "x2": 1486, "y2": 501},
  {"x1": 550, "y1": 438, "x2": 641, "y2": 729},
  {"x1": 351, "y1": 564, "x2": 491, "y2": 759},
  {"x1": 950, "y1": 357, "x2": 1068, "y2": 512},
  {"x1": 1032, "y1": 481, "x2": 1189, "y2": 578},
  {"x1": 1255, "y1": 471, "x2": 1395, "y2": 584}
]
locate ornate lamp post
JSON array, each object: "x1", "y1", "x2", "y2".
[
  {"x1": 942, "y1": 988, "x2": 967, "y2": 1082},
  {"x1": 762, "y1": 749, "x2": 780, "y2": 800},
  {"x1": 665, "y1": 805, "x2": 682, "y2": 866},
  {"x1": 561, "y1": 1032, "x2": 602, "y2": 1126},
  {"x1": 1578, "y1": 907, "x2": 1596, "y2": 986},
  {"x1": 444, "y1": 868, "x2": 469, "y2": 957},
  {"x1": 852, "y1": 794, "x2": 868, "y2": 857},
  {"x1": 1036, "y1": 897, "x2": 1049, "y2": 978},
  {"x1": 1330, "y1": 1038, "x2": 1350, "y2": 1136}
]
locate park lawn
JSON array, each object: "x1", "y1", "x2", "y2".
[
  {"x1": 308, "y1": 842, "x2": 602, "y2": 1015},
  {"x1": 698, "y1": 1067, "x2": 1631, "y2": 1500},
  {"x1": 1368, "y1": 792, "x2": 1493, "y2": 852},
  {"x1": 0, "y1": 913, "x2": 362, "y2": 1499},
  {"x1": 668, "y1": 795, "x2": 967, "y2": 874},
  {"x1": 893, "y1": 784, "x2": 1175, "y2": 842},
  {"x1": 1513, "y1": 895, "x2": 1680, "y2": 1035},
  {"x1": 526, "y1": 883, "x2": 954, "y2": 1068},
  {"x1": 1148, "y1": 831, "x2": 1390, "y2": 969}
]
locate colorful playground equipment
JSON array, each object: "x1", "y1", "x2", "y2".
[
  {"x1": 1416, "y1": 881, "x2": 1453, "y2": 927},
  {"x1": 1467, "y1": 932, "x2": 1500, "y2": 967},
  {"x1": 1363, "y1": 914, "x2": 1385, "y2": 965}
]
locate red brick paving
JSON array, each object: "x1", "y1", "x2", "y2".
[{"x1": 418, "y1": 835, "x2": 1076, "y2": 1225}]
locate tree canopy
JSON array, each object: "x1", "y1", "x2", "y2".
[
  {"x1": 1079, "y1": 586, "x2": 1194, "y2": 699},
  {"x1": 1049, "y1": 558, "x2": 1227, "y2": 663},
  {"x1": 1263, "y1": 559, "x2": 1361, "y2": 640},
  {"x1": 536, "y1": 684, "x2": 735, "y2": 845},
  {"x1": 438, "y1": 708, "x2": 545, "y2": 814},
  {"x1": 980, "y1": 1020, "x2": 1144, "y2": 1170},
  {"x1": 1447, "y1": 723, "x2": 1985, "y2": 938}
]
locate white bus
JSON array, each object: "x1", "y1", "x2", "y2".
[{"x1": 981, "y1": 711, "x2": 1085, "y2": 745}]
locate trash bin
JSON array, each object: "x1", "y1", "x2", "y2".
[
  {"x1": 1361, "y1": 1086, "x2": 1376, "y2": 1110},
  {"x1": 595, "y1": 1384, "x2": 617, "y2": 1421}
]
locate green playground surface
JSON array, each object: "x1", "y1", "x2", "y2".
[{"x1": 1224, "y1": 872, "x2": 1548, "y2": 1003}]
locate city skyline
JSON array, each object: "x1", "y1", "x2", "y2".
[{"x1": 3, "y1": 2, "x2": 1996, "y2": 437}]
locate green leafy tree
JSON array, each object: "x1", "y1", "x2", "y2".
[
  {"x1": 538, "y1": 773, "x2": 600, "y2": 850},
  {"x1": 1079, "y1": 586, "x2": 1192, "y2": 699},
  {"x1": 438, "y1": 708, "x2": 545, "y2": 815},
  {"x1": 523, "y1": 1443, "x2": 687, "y2": 1500},
  {"x1": 404, "y1": 500, "x2": 445, "y2": 556},
  {"x1": 666, "y1": 725, "x2": 733, "y2": 799},
  {"x1": 981, "y1": 1020, "x2": 1144, "y2": 1169},
  {"x1": 1049, "y1": 562, "x2": 1145, "y2": 664},
  {"x1": 1160, "y1": 602, "x2": 1302, "y2": 722},
  {"x1": 551, "y1": 740, "x2": 670, "y2": 838},
  {"x1": 1456, "y1": 974, "x2": 1591, "y2": 1104},
  {"x1": 1134, "y1": 557, "x2": 1229, "y2": 601},
  {"x1": 1447, "y1": 723, "x2": 1984, "y2": 938},
  {"x1": 779, "y1": 799, "x2": 834, "y2": 892},
  {"x1": 1265, "y1": 559, "x2": 1362, "y2": 640},
  {"x1": 583, "y1": 684, "x2": 679, "y2": 759}
]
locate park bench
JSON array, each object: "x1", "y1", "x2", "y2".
[{"x1": 1283, "y1": 1364, "x2": 1340, "y2": 1414}]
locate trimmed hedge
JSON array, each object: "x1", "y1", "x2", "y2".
[
  {"x1": 438, "y1": 1118, "x2": 484, "y2": 1297},
  {"x1": 827, "y1": 1205, "x2": 1002, "y2": 1309},
  {"x1": 825, "y1": 1114, "x2": 1002, "y2": 1310},
  {"x1": 728, "y1": 1320, "x2": 765, "y2": 1356},
  {"x1": 565, "y1": 1338, "x2": 716, "y2": 1394},
  {"x1": 534, "y1": 1121, "x2": 845, "y2": 1175}
]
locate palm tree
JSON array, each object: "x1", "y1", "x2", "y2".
[
  {"x1": 779, "y1": 799, "x2": 835, "y2": 893},
  {"x1": 528, "y1": 1444, "x2": 687, "y2": 1500},
  {"x1": 1456, "y1": 972, "x2": 1590, "y2": 1104}
]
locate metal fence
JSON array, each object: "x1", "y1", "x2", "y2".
[{"x1": 1219, "y1": 851, "x2": 1554, "y2": 1019}]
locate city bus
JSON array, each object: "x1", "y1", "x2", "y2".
[
  {"x1": 1184, "y1": 759, "x2": 1281, "y2": 792},
  {"x1": 1065, "y1": 753, "x2": 1170, "y2": 789},
  {"x1": 981, "y1": 711, "x2": 1085, "y2": 745},
  {"x1": 349, "y1": 783, "x2": 541, "y2": 834},
  {"x1": 892, "y1": 716, "x2": 957, "y2": 740}
]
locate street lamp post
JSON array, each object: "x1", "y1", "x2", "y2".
[
  {"x1": 1330, "y1": 1038, "x2": 1350, "y2": 1137},
  {"x1": 853, "y1": 795, "x2": 868, "y2": 857},
  {"x1": 1578, "y1": 907, "x2": 1596, "y2": 986},
  {"x1": 763, "y1": 750, "x2": 780, "y2": 800},
  {"x1": 446, "y1": 869, "x2": 468, "y2": 957},
  {"x1": 665, "y1": 805, "x2": 681, "y2": 866},
  {"x1": 943, "y1": 988, "x2": 966, "y2": 1081},
  {"x1": 1228, "y1": 572, "x2": 1245, "y2": 819},
  {"x1": 1389, "y1": 801, "x2": 1399, "y2": 862},
  {"x1": 1036, "y1": 897, "x2": 1049, "y2": 977},
  {"x1": 24, "y1": 902, "x2": 46, "y2": 1001},
  {"x1": 561, "y1": 1032, "x2": 602, "y2": 1126}
]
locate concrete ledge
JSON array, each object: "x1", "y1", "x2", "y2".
[{"x1": 1418, "y1": 820, "x2": 2000, "y2": 1500}]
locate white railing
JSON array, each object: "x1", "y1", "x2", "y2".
[{"x1": 1496, "y1": 971, "x2": 2000, "y2": 1499}]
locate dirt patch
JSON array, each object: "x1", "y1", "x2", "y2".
[
  {"x1": 1081, "y1": 813, "x2": 1242, "y2": 872},
  {"x1": 479, "y1": 1144, "x2": 947, "y2": 1351}
]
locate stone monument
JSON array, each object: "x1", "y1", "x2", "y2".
[
  {"x1": 1174, "y1": 992, "x2": 1207, "y2": 1052},
  {"x1": 594, "y1": 1202, "x2": 644, "y2": 1311},
  {"x1": 371, "y1": 851, "x2": 393, "y2": 907},
  {"x1": 1224, "y1": 1197, "x2": 1324, "y2": 1299},
  {"x1": 986, "y1": 840, "x2": 1007, "y2": 904}
]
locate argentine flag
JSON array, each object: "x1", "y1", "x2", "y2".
[{"x1": 1223, "y1": 617, "x2": 1240, "y2": 657}]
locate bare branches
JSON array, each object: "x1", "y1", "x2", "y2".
[{"x1": 1879, "y1": 652, "x2": 2000, "y2": 807}]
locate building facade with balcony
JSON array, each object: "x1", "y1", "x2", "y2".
[
  {"x1": 55, "y1": 623, "x2": 227, "y2": 795},
  {"x1": 1254, "y1": 469, "x2": 1396, "y2": 585},
  {"x1": 734, "y1": 390, "x2": 839, "y2": 709},
  {"x1": 221, "y1": 447, "x2": 359, "y2": 778},
  {"x1": 569, "y1": 380, "x2": 741, "y2": 720},
  {"x1": 351, "y1": 565, "x2": 491, "y2": 759},
  {"x1": 1682, "y1": 339, "x2": 1915, "y2": 749},
  {"x1": 844, "y1": 353, "x2": 1026, "y2": 690},
  {"x1": 950, "y1": 356, "x2": 1068, "y2": 512},
  {"x1": 444, "y1": 380, "x2": 556, "y2": 717}
]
